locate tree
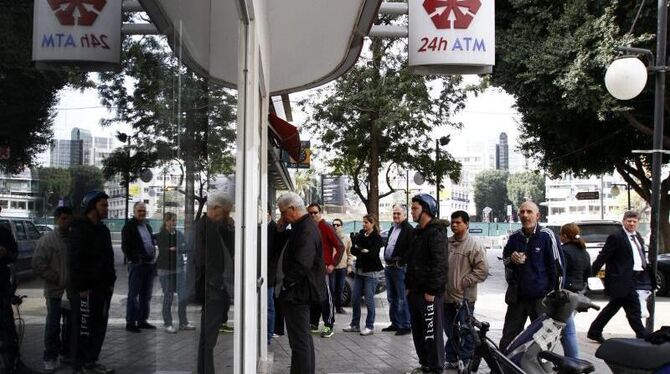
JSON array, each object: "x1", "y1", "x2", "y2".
[
  {"x1": 293, "y1": 170, "x2": 318, "y2": 204},
  {"x1": 0, "y1": 1, "x2": 70, "y2": 174},
  {"x1": 507, "y1": 171, "x2": 546, "y2": 216},
  {"x1": 69, "y1": 166, "x2": 104, "y2": 212},
  {"x1": 37, "y1": 167, "x2": 71, "y2": 215},
  {"x1": 97, "y1": 36, "x2": 237, "y2": 229},
  {"x1": 301, "y1": 16, "x2": 467, "y2": 219},
  {"x1": 493, "y1": 0, "x2": 670, "y2": 249},
  {"x1": 474, "y1": 170, "x2": 510, "y2": 222}
]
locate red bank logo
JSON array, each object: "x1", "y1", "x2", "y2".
[
  {"x1": 422, "y1": 0, "x2": 481, "y2": 29},
  {"x1": 47, "y1": 0, "x2": 107, "y2": 26}
]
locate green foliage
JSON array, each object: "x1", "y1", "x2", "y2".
[
  {"x1": 507, "y1": 171, "x2": 546, "y2": 210},
  {"x1": 474, "y1": 170, "x2": 511, "y2": 221},
  {"x1": 37, "y1": 167, "x2": 71, "y2": 214},
  {"x1": 301, "y1": 23, "x2": 468, "y2": 216},
  {"x1": 0, "y1": 1, "x2": 69, "y2": 174}
]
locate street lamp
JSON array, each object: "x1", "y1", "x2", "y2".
[
  {"x1": 435, "y1": 135, "x2": 451, "y2": 218},
  {"x1": 603, "y1": 0, "x2": 667, "y2": 332},
  {"x1": 610, "y1": 183, "x2": 632, "y2": 210}
]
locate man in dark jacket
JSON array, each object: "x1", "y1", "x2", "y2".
[
  {"x1": 69, "y1": 191, "x2": 116, "y2": 374},
  {"x1": 588, "y1": 210, "x2": 651, "y2": 342},
  {"x1": 276, "y1": 192, "x2": 326, "y2": 374},
  {"x1": 499, "y1": 201, "x2": 563, "y2": 352},
  {"x1": 0, "y1": 206, "x2": 20, "y2": 372},
  {"x1": 382, "y1": 204, "x2": 414, "y2": 336},
  {"x1": 405, "y1": 194, "x2": 448, "y2": 374},
  {"x1": 195, "y1": 192, "x2": 234, "y2": 374},
  {"x1": 122, "y1": 202, "x2": 157, "y2": 332}
]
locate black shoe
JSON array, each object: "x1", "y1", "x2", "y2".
[
  {"x1": 395, "y1": 328, "x2": 411, "y2": 336},
  {"x1": 381, "y1": 325, "x2": 398, "y2": 332},
  {"x1": 587, "y1": 332, "x2": 605, "y2": 344},
  {"x1": 137, "y1": 322, "x2": 157, "y2": 329},
  {"x1": 125, "y1": 323, "x2": 141, "y2": 333}
]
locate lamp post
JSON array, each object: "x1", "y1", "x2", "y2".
[
  {"x1": 604, "y1": 0, "x2": 667, "y2": 332},
  {"x1": 435, "y1": 135, "x2": 451, "y2": 218}
]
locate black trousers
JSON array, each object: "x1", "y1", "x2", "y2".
[
  {"x1": 408, "y1": 291, "x2": 444, "y2": 372},
  {"x1": 499, "y1": 297, "x2": 544, "y2": 352},
  {"x1": 197, "y1": 289, "x2": 230, "y2": 374},
  {"x1": 72, "y1": 289, "x2": 112, "y2": 369},
  {"x1": 274, "y1": 295, "x2": 285, "y2": 335},
  {"x1": 0, "y1": 292, "x2": 18, "y2": 370},
  {"x1": 589, "y1": 288, "x2": 646, "y2": 338},
  {"x1": 281, "y1": 300, "x2": 315, "y2": 374},
  {"x1": 309, "y1": 275, "x2": 334, "y2": 329}
]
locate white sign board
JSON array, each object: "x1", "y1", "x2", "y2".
[
  {"x1": 408, "y1": 0, "x2": 495, "y2": 74},
  {"x1": 32, "y1": 0, "x2": 122, "y2": 70}
]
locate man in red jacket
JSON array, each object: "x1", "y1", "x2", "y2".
[{"x1": 307, "y1": 203, "x2": 343, "y2": 338}]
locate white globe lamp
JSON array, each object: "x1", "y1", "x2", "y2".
[{"x1": 604, "y1": 56, "x2": 648, "y2": 100}]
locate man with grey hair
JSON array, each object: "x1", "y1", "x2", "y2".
[
  {"x1": 275, "y1": 192, "x2": 326, "y2": 374},
  {"x1": 122, "y1": 202, "x2": 157, "y2": 332},
  {"x1": 588, "y1": 210, "x2": 651, "y2": 342},
  {"x1": 500, "y1": 201, "x2": 563, "y2": 351},
  {"x1": 195, "y1": 192, "x2": 235, "y2": 374}
]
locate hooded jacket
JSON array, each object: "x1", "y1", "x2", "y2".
[
  {"x1": 69, "y1": 216, "x2": 116, "y2": 292},
  {"x1": 405, "y1": 218, "x2": 449, "y2": 296}
]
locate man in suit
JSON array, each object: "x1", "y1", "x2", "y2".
[
  {"x1": 381, "y1": 204, "x2": 413, "y2": 336},
  {"x1": 588, "y1": 210, "x2": 652, "y2": 342},
  {"x1": 276, "y1": 192, "x2": 326, "y2": 374}
]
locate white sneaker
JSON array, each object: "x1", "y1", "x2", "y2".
[
  {"x1": 44, "y1": 359, "x2": 59, "y2": 373},
  {"x1": 164, "y1": 325, "x2": 178, "y2": 334},
  {"x1": 360, "y1": 327, "x2": 374, "y2": 336},
  {"x1": 180, "y1": 323, "x2": 196, "y2": 331}
]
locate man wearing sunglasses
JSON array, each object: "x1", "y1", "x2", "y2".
[{"x1": 306, "y1": 203, "x2": 343, "y2": 338}]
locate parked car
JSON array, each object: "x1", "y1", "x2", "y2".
[
  {"x1": 341, "y1": 269, "x2": 386, "y2": 307},
  {"x1": 35, "y1": 224, "x2": 54, "y2": 233},
  {"x1": 0, "y1": 218, "x2": 41, "y2": 273},
  {"x1": 656, "y1": 253, "x2": 670, "y2": 296}
]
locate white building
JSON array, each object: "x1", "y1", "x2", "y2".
[
  {"x1": 50, "y1": 129, "x2": 115, "y2": 169},
  {"x1": 0, "y1": 168, "x2": 41, "y2": 218}
]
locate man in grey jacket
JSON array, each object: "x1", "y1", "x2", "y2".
[{"x1": 32, "y1": 207, "x2": 73, "y2": 373}]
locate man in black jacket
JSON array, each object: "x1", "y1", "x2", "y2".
[
  {"x1": 0, "y1": 206, "x2": 19, "y2": 372},
  {"x1": 405, "y1": 194, "x2": 448, "y2": 374},
  {"x1": 195, "y1": 193, "x2": 234, "y2": 374},
  {"x1": 382, "y1": 204, "x2": 413, "y2": 336},
  {"x1": 588, "y1": 210, "x2": 651, "y2": 342},
  {"x1": 69, "y1": 191, "x2": 116, "y2": 374},
  {"x1": 275, "y1": 192, "x2": 326, "y2": 374},
  {"x1": 122, "y1": 202, "x2": 157, "y2": 332}
]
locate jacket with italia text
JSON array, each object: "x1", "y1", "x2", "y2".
[{"x1": 503, "y1": 225, "x2": 564, "y2": 300}]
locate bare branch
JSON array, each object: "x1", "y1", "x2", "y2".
[{"x1": 622, "y1": 112, "x2": 670, "y2": 147}]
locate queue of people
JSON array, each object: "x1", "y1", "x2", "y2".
[{"x1": 2, "y1": 188, "x2": 655, "y2": 374}]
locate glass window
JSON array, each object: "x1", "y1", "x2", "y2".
[
  {"x1": 24, "y1": 221, "x2": 41, "y2": 240},
  {"x1": 14, "y1": 221, "x2": 26, "y2": 240}
]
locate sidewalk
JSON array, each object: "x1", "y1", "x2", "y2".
[{"x1": 15, "y1": 246, "x2": 660, "y2": 373}]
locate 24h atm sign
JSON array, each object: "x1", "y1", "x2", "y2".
[
  {"x1": 409, "y1": 0, "x2": 495, "y2": 74},
  {"x1": 32, "y1": 0, "x2": 121, "y2": 70}
]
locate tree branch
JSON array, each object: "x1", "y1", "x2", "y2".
[
  {"x1": 622, "y1": 111, "x2": 670, "y2": 147},
  {"x1": 351, "y1": 160, "x2": 368, "y2": 206}
]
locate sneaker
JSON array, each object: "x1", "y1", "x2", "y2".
[
  {"x1": 219, "y1": 323, "x2": 234, "y2": 333},
  {"x1": 587, "y1": 331, "x2": 605, "y2": 344},
  {"x1": 272, "y1": 333, "x2": 280, "y2": 338},
  {"x1": 125, "y1": 323, "x2": 141, "y2": 333},
  {"x1": 83, "y1": 363, "x2": 115, "y2": 374},
  {"x1": 342, "y1": 326, "x2": 360, "y2": 332},
  {"x1": 382, "y1": 324, "x2": 398, "y2": 332},
  {"x1": 164, "y1": 325, "x2": 178, "y2": 334},
  {"x1": 309, "y1": 324, "x2": 320, "y2": 334},
  {"x1": 395, "y1": 328, "x2": 412, "y2": 336},
  {"x1": 444, "y1": 361, "x2": 459, "y2": 369},
  {"x1": 320, "y1": 326, "x2": 334, "y2": 338},
  {"x1": 137, "y1": 321, "x2": 156, "y2": 329},
  {"x1": 179, "y1": 323, "x2": 196, "y2": 331},
  {"x1": 360, "y1": 327, "x2": 374, "y2": 336},
  {"x1": 44, "y1": 359, "x2": 59, "y2": 373}
]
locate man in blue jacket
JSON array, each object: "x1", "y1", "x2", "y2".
[{"x1": 499, "y1": 201, "x2": 563, "y2": 351}]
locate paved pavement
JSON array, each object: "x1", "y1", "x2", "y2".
[{"x1": 13, "y1": 246, "x2": 670, "y2": 373}]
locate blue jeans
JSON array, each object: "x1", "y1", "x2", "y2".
[
  {"x1": 444, "y1": 301, "x2": 476, "y2": 362},
  {"x1": 331, "y1": 268, "x2": 347, "y2": 309},
  {"x1": 267, "y1": 287, "x2": 275, "y2": 342},
  {"x1": 350, "y1": 274, "x2": 378, "y2": 329},
  {"x1": 44, "y1": 296, "x2": 70, "y2": 361},
  {"x1": 126, "y1": 263, "x2": 155, "y2": 324},
  {"x1": 384, "y1": 266, "x2": 411, "y2": 329},
  {"x1": 561, "y1": 314, "x2": 579, "y2": 359},
  {"x1": 159, "y1": 271, "x2": 188, "y2": 327}
]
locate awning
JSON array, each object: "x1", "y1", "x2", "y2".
[{"x1": 268, "y1": 113, "x2": 301, "y2": 162}]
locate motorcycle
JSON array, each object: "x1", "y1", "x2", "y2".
[
  {"x1": 465, "y1": 290, "x2": 600, "y2": 374},
  {"x1": 596, "y1": 335, "x2": 670, "y2": 373}
]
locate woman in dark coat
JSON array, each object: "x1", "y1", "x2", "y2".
[
  {"x1": 343, "y1": 214, "x2": 384, "y2": 336},
  {"x1": 156, "y1": 212, "x2": 194, "y2": 333}
]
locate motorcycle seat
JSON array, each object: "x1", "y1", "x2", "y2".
[
  {"x1": 538, "y1": 351, "x2": 595, "y2": 373},
  {"x1": 596, "y1": 338, "x2": 670, "y2": 370}
]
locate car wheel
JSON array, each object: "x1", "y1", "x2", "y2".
[
  {"x1": 342, "y1": 276, "x2": 353, "y2": 307},
  {"x1": 657, "y1": 271, "x2": 668, "y2": 296}
]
